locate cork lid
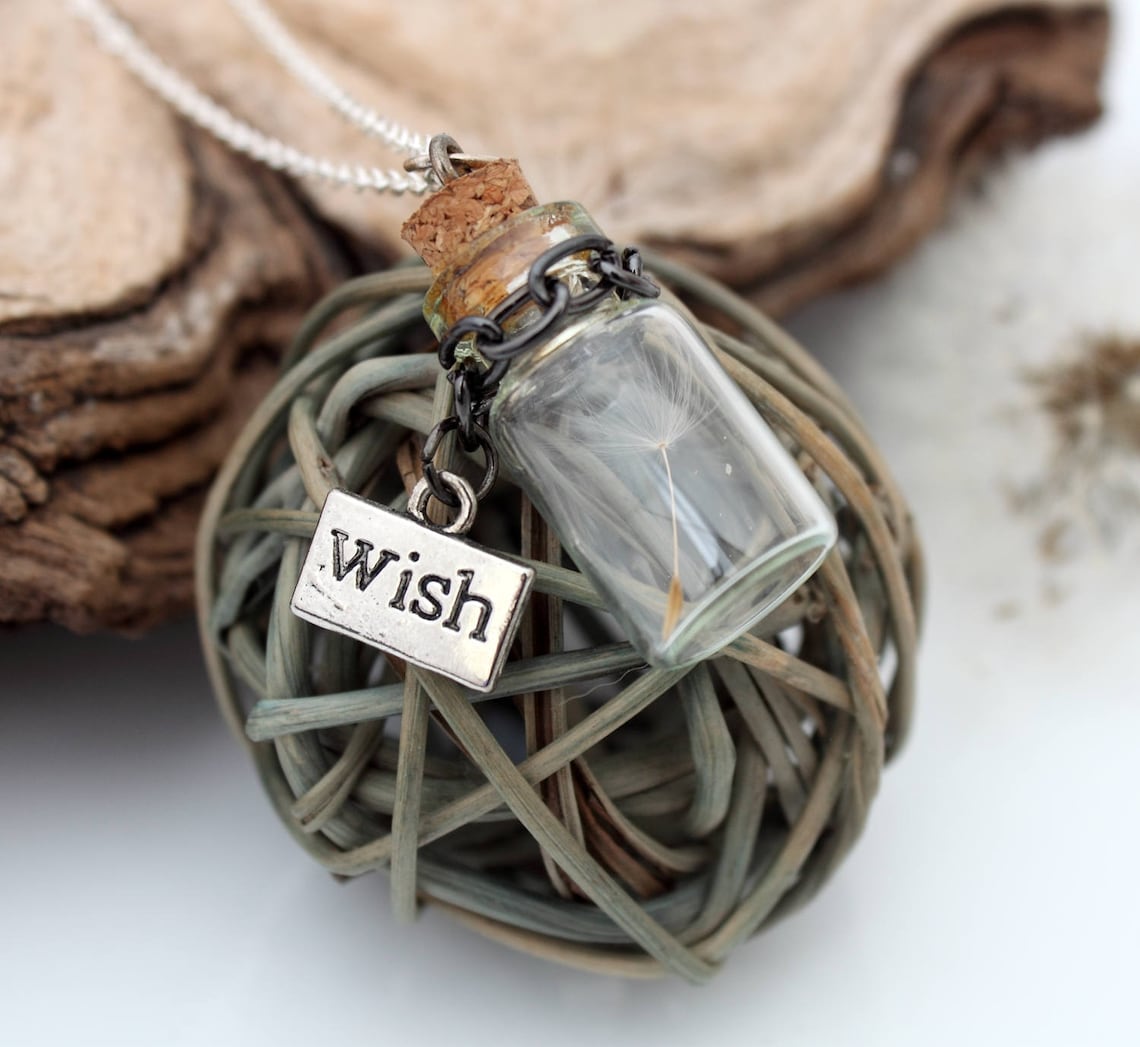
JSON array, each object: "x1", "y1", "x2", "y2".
[{"x1": 401, "y1": 160, "x2": 538, "y2": 274}]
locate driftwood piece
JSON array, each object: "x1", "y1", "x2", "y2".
[{"x1": 0, "y1": 0, "x2": 1108, "y2": 630}]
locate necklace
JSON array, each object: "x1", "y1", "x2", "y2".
[{"x1": 70, "y1": 0, "x2": 837, "y2": 690}]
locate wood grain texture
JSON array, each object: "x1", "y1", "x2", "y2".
[{"x1": 0, "y1": 0, "x2": 1107, "y2": 630}]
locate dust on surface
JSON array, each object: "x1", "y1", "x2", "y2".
[{"x1": 1007, "y1": 334, "x2": 1140, "y2": 565}]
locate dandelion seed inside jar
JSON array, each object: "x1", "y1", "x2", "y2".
[{"x1": 403, "y1": 160, "x2": 837, "y2": 668}]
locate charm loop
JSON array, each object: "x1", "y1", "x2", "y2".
[
  {"x1": 408, "y1": 471, "x2": 479, "y2": 535},
  {"x1": 427, "y1": 133, "x2": 463, "y2": 182}
]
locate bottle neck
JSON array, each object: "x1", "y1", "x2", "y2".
[{"x1": 422, "y1": 202, "x2": 605, "y2": 339}]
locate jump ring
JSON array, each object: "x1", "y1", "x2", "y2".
[
  {"x1": 427, "y1": 133, "x2": 463, "y2": 183},
  {"x1": 422, "y1": 461, "x2": 461, "y2": 508},
  {"x1": 408, "y1": 471, "x2": 478, "y2": 535}
]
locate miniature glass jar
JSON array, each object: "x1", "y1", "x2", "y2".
[{"x1": 422, "y1": 202, "x2": 836, "y2": 668}]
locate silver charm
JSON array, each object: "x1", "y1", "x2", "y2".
[{"x1": 291, "y1": 479, "x2": 533, "y2": 692}]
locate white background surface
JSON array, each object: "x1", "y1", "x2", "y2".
[{"x1": 4, "y1": 7, "x2": 1139, "y2": 1047}]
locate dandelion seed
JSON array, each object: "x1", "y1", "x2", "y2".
[
  {"x1": 578, "y1": 343, "x2": 715, "y2": 639},
  {"x1": 585, "y1": 344, "x2": 714, "y2": 457}
]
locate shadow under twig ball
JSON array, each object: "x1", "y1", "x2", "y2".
[{"x1": 195, "y1": 252, "x2": 923, "y2": 984}]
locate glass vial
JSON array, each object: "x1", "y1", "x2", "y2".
[{"x1": 414, "y1": 189, "x2": 836, "y2": 668}]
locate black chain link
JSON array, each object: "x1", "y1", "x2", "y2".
[
  {"x1": 420, "y1": 415, "x2": 497, "y2": 509},
  {"x1": 421, "y1": 236, "x2": 659, "y2": 509}
]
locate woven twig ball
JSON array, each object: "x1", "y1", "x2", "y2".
[{"x1": 196, "y1": 253, "x2": 922, "y2": 983}]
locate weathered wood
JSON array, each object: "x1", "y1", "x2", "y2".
[{"x1": 0, "y1": 0, "x2": 1108, "y2": 630}]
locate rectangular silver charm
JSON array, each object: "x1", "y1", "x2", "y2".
[{"x1": 291, "y1": 488, "x2": 534, "y2": 692}]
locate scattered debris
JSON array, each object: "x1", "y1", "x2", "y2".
[
  {"x1": 993, "y1": 600, "x2": 1021, "y2": 621},
  {"x1": 1010, "y1": 334, "x2": 1140, "y2": 564}
]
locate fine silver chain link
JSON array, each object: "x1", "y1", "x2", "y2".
[
  {"x1": 226, "y1": 0, "x2": 431, "y2": 157},
  {"x1": 67, "y1": 0, "x2": 433, "y2": 195}
]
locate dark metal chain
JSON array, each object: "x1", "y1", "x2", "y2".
[{"x1": 420, "y1": 235, "x2": 660, "y2": 510}]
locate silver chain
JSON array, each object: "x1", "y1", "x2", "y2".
[
  {"x1": 226, "y1": 0, "x2": 430, "y2": 157},
  {"x1": 67, "y1": 0, "x2": 433, "y2": 195}
]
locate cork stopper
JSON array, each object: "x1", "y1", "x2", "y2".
[{"x1": 401, "y1": 160, "x2": 538, "y2": 273}]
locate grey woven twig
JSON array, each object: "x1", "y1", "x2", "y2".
[{"x1": 195, "y1": 253, "x2": 923, "y2": 983}]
